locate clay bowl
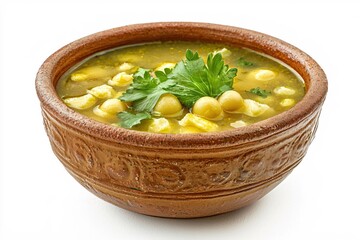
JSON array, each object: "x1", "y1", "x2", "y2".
[{"x1": 36, "y1": 22, "x2": 327, "y2": 218}]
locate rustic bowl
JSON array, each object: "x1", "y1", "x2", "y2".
[{"x1": 35, "y1": 22, "x2": 327, "y2": 218}]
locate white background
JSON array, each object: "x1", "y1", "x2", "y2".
[{"x1": 1, "y1": 0, "x2": 359, "y2": 239}]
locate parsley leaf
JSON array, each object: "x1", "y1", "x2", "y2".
[
  {"x1": 238, "y1": 57, "x2": 254, "y2": 67},
  {"x1": 118, "y1": 111, "x2": 151, "y2": 129},
  {"x1": 248, "y1": 87, "x2": 271, "y2": 98},
  {"x1": 168, "y1": 50, "x2": 237, "y2": 108},
  {"x1": 118, "y1": 50, "x2": 238, "y2": 128},
  {"x1": 120, "y1": 68, "x2": 176, "y2": 112}
]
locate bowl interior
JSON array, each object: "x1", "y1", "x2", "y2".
[{"x1": 36, "y1": 22, "x2": 327, "y2": 149}]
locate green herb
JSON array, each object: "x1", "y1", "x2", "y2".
[
  {"x1": 118, "y1": 111, "x2": 151, "y2": 129},
  {"x1": 248, "y1": 87, "x2": 271, "y2": 98},
  {"x1": 120, "y1": 68, "x2": 176, "y2": 112},
  {"x1": 168, "y1": 50, "x2": 237, "y2": 108},
  {"x1": 118, "y1": 50, "x2": 238, "y2": 128},
  {"x1": 238, "y1": 57, "x2": 254, "y2": 67}
]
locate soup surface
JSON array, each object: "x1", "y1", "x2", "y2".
[{"x1": 57, "y1": 41, "x2": 305, "y2": 133}]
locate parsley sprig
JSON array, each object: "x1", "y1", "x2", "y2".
[
  {"x1": 118, "y1": 49, "x2": 238, "y2": 128},
  {"x1": 117, "y1": 111, "x2": 151, "y2": 129},
  {"x1": 248, "y1": 87, "x2": 271, "y2": 98},
  {"x1": 169, "y1": 50, "x2": 237, "y2": 108},
  {"x1": 120, "y1": 68, "x2": 176, "y2": 112}
]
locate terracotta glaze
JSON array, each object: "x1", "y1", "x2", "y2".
[{"x1": 36, "y1": 22, "x2": 327, "y2": 218}]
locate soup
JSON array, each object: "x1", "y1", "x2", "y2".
[{"x1": 57, "y1": 41, "x2": 305, "y2": 134}]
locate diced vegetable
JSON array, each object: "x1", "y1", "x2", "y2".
[
  {"x1": 280, "y1": 98, "x2": 295, "y2": 107},
  {"x1": 148, "y1": 118, "x2": 172, "y2": 133},
  {"x1": 87, "y1": 84, "x2": 115, "y2": 99},
  {"x1": 70, "y1": 66, "x2": 117, "y2": 81},
  {"x1": 230, "y1": 120, "x2": 247, "y2": 128},
  {"x1": 63, "y1": 94, "x2": 97, "y2": 110},
  {"x1": 179, "y1": 113, "x2": 218, "y2": 132},
  {"x1": 274, "y1": 86, "x2": 295, "y2": 96},
  {"x1": 242, "y1": 99, "x2": 270, "y2": 117},
  {"x1": 118, "y1": 62, "x2": 136, "y2": 72},
  {"x1": 108, "y1": 72, "x2": 134, "y2": 87}
]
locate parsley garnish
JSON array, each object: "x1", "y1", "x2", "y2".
[
  {"x1": 120, "y1": 68, "x2": 176, "y2": 112},
  {"x1": 118, "y1": 111, "x2": 151, "y2": 129},
  {"x1": 118, "y1": 49, "x2": 238, "y2": 128},
  {"x1": 248, "y1": 87, "x2": 271, "y2": 98},
  {"x1": 169, "y1": 50, "x2": 237, "y2": 108},
  {"x1": 238, "y1": 57, "x2": 254, "y2": 67}
]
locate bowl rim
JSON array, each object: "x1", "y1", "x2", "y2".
[{"x1": 36, "y1": 22, "x2": 327, "y2": 149}]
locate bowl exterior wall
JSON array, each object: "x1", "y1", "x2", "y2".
[{"x1": 41, "y1": 107, "x2": 321, "y2": 218}]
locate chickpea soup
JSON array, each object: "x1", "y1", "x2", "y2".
[{"x1": 57, "y1": 41, "x2": 305, "y2": 134}]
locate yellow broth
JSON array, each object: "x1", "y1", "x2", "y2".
[{"x1": 57, "y1": 41, "x2": 305, "y2": 133}]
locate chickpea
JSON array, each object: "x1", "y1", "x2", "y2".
[
  {"x1": 192, "y1": 96, "x2": 224, "y2": 120},
  {"x1": 153, "y1": 93, "x2": 183, "y2": 117},
  {"x1": 118, "y1": 62, "x2": 135, "y2": 72},
  {"x1": 100, "y1": 99, "x2": 127, "y2": 114},
  {"x1": 218, "y1": 90, "x2": 245, "y2": 112}
]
